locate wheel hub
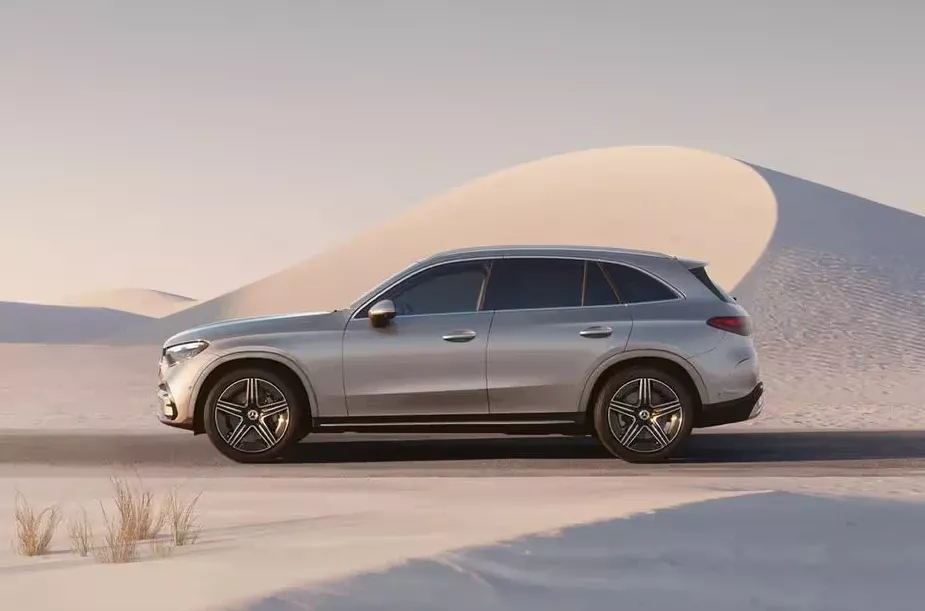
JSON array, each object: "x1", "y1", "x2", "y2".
[
  {"x1": 637, "y1": 409, "x2": 651, "y2": 421},
  {"x1": 246, "y1": 409, "x2": 259, "y2": 421}
]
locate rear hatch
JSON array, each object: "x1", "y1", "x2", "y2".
[{"x1": 675, "y1": 257, "x2": 751, "y2": 336}]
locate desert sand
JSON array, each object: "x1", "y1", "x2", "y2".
[
  {"x1": 57, "y1": 288, "x2": 196, "y2": 318},
  {"x1": 0, "y1": 301, "x2": 150, "y2": 344},
  {"x1": 112, "y1": 146, "x2": 781, "y2": 341},
  {"x1": 0, "y1": 289, "x2": 193, "y2": 343},
  {"x1": 3, "y1": 145, "x2": 923, "y2": 431},
  {"x1": 3, "y1": 146, "x2": 925, "y2": 609},
  {"x1": 2, "y1": 472, "x2": 924, "y2": 610}
]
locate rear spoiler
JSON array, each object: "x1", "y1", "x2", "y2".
[{"x1": 674, "y1": 256, "x2": 708, "y2": 269}]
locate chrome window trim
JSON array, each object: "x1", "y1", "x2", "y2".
[
  {"x1": 596, "y1": 259, "x2": 686, "y2": 304},
  {"x1": 350, "y1": 257, "x2": 496, "y2": 320},
  {"x1": 349, "y1": 253, "x2": 683, "y2": 321}
]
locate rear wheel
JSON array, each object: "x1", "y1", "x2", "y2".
[
  {"x1": 592, "y1": 366, "x2": 694, "y2": 463},
  {"x1": 203, "y1": 367, "x2": 305, "y2": 463}
]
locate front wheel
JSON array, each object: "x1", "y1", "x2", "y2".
[
  {"x1": 592, "y1": 366, "x2": 695, "y2": 463},
  {"x1": 203, "y1": 367, "x2": 305, "y2": 463}
]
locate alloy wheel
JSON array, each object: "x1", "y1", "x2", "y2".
[
  {"x1": 606, "y1": 377, "x2": 684, "y2": 453},
  {"x1": 212, "y1": 377, "x2": 291, "y2": 454}
]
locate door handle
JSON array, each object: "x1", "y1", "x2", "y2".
[
  {"x1": 442, "y1": 329, "x2": 478, "y2": 342},
  {"x1": 579, "y1": 325, "x2": 613, "y2": 338}
]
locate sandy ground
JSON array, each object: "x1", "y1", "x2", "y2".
[
  {"x1": 1, "y1": 471, "x2": 924, "y2": 610},
  {"x1": 0, "y1": 343, "x2": 165, "y2": 431},
  {"x1": 0, "y1": 473, "x2": 744, "y2": 610}
]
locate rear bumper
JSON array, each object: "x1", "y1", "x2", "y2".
[{"x1": 695, "y1": 381, "x2": 764, "y2": 428}]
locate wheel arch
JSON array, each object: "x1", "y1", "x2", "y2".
[
  {"x1": 191, "y1": 350, "x2": 317, "y2": 434},
  {"x1": 579, "y1": 350, "x2": 707, "y2": 426}
]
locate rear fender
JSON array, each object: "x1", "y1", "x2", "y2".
[{"x1": 577, "y1": 348, "x2": 709, "y2": 411}]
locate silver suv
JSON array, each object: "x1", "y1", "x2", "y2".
[{"x1": 156, "y1": 246, "x2": 763, "y2": 464}]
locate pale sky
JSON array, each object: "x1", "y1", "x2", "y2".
[{"x1": 2, "y1": 0, "x2": 923, "y2": 304}]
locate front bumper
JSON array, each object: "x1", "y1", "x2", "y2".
[
  {"x1": 157, "y1": 381, "x2": 195, "y2": 430},
  {"x1": 695, "y1": 381, "x2": 764, "y2": 428},
  {"x1": 156, "y1": 351, "x2": 211, "y2": 431}
]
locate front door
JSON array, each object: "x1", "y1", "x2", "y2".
[
  {"x1": 484, "y1": 257, "x2": 633, "y2": 414},
  {"x1": 342, "y1": 259, "x2": 494, "y2": 417}
]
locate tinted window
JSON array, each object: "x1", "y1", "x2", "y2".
[
  {"x1": 364, "y1": 260, "x2": 488, "y2": 317},
  {"x1": 604, "y1": 263, "x2": 678, "y2": 304},
  {"x1": 482, "y1": 258, "x2": 583, "y2": 311},
  {"x1": 690, "y1": 266, "x2": 733, "y2": 302},
  {"x1": 583, "y1": 261, "x2": 620, "y2": 306}
]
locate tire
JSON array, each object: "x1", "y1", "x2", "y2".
[
  {"x1": 592, "y1": 365, "x2": 695, "y2": 464},
  {"x1": 203, "y1": 367, "x2": 306, "y2": 463}
]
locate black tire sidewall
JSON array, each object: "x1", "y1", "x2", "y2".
[
  {"x1": 203, "y1": 367, "x2": 305, "y2": 463},
  {"x1": 593, "y1": 366, "x2": 695, "y2": 463}
]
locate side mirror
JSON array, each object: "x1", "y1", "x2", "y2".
[{"x1": 368, "y1": 299, "x2": 396, "y2": 328}]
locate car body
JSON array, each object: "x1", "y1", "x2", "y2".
[{"x1": 156, "y1": 245, "x2": 764, "y2": 463}]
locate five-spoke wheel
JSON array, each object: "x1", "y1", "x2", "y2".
[
  {"x1": 593, "y1": 366, "x2": 694, "y2": 463},
  {"x1": 203, "y1": 368, "x2": 304, "y2": 463}
]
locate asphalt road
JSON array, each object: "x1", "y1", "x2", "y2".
[{"x1": 2, "y1": 429, "x2": 925, "y2": 477}]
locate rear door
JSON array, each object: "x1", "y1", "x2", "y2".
[{"x1": 483, "y1": 257, "x2": 633, "y2": 415}]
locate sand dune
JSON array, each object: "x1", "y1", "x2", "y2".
[
  {"x1": 111, "y1": 145, "x2": 925, "y2": 430},
  {"x1": 731, "y1": 164, "x2": 925, "y2": 423},
  {"x1": 58, "y1": 288, "x2": 195, "y2": 318},
  {"x1": 113, "y1": 146, "x2": 780, "y2": 342},
  {"x1": 0, "y1": 301, "x2": 151, "y2": 344},
  {"x1": 11, "y1": 145, "x2": 925, "y2": 430}
]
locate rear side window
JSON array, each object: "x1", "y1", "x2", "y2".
[
  {"x1": 689, "y1": 266, "x2": 733, "y2": 302},
  {"x1": 604, "y1": 263, "x2": 679, "y2": 304},
  {"x1": 583, "y1": 261, "x2": 620, "y2": 306},
  {"x1": 483, "y1": 258, "x2": 584, "y2": 310}
]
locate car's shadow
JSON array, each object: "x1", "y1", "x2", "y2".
[
  {"x1": 4, "y1": 429, "x2": 924, "y2": 468},
  {"x1": 286, "y1": 429, "x2": 925, "y2": 465}
]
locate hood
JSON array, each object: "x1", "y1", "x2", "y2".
[{"x1": 162, "y1": 310, "x2": 345, "y2": 348}]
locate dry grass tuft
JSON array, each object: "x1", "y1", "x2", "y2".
[
  {"x1": 67, "y1": 508, "x2": 94, "y2": 557},
  {"x1": 13, "y1": 477, "x2": 204, "y2": 564},
  {"x1": 92, "y1": 477, "x2": 165, "y2": 563},
  {"x1": 93, "y1": 500, "x2": 138, "y2": 564},
  {"x1": 149, "y1": 536, "x2": 176, "y2": 558},
  {"x1": 110, "y1": 477, "x2": 166, "y2": 542},
  {"x1": 165, "y1": 488, "x2": 202, "y2": 547},
  {"x1": 12, "y1": 492, "x2": 62, "y2": 557}
]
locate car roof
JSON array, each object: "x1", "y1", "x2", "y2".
[
  {"x1": 347, "y1": 244, "x2": 705, "y2": 311},
  {"x1": 422, "y1": 244, "x2": 674, "y2": 263}
]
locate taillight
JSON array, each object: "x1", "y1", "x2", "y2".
[{"x1": 707, "y1": 316, "x2": 751, "y2": 336}]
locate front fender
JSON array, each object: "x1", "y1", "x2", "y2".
[{"x1": 190, "y1": 348, "x2": 320, "y2": 420}]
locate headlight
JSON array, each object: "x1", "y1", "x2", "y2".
[{"x1": 162, "y1": 341, "x2": 209, "y2": 367}]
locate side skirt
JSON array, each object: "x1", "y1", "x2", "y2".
[{"x1": 311, "y1": 412, "x2": 588, "y2": 435}]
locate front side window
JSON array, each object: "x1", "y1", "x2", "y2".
[
  {"x1": 604, "y1": 262, "x2": 679, "y2": 304},
  {"x1": 482, "y1": 258, "x2": 584, "y2": 311},
  {"x1": 359, "y1": 260, "x2": 489, "y2": 317}
]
